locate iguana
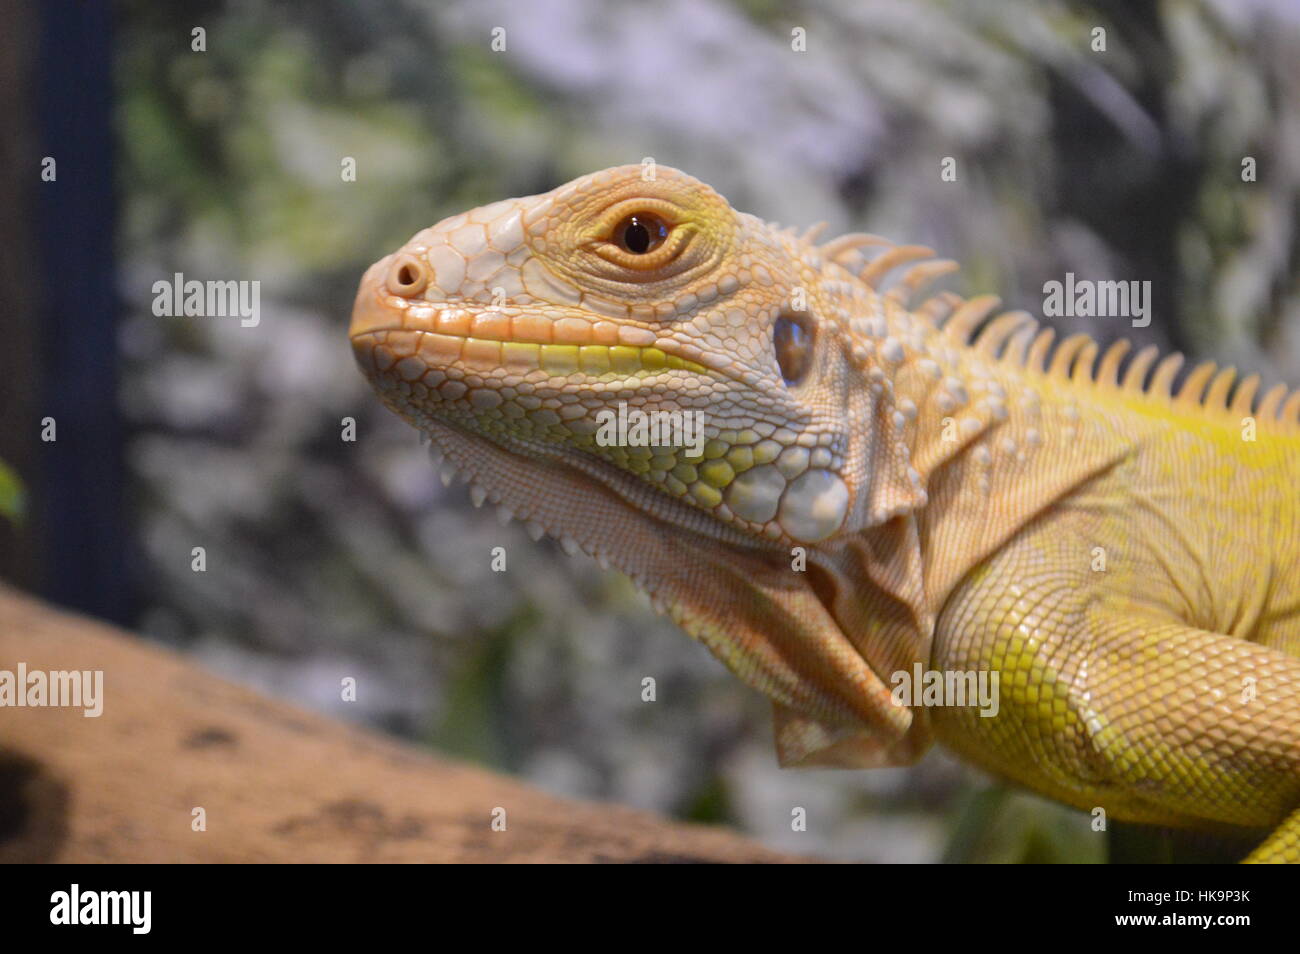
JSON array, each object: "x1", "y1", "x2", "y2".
[{"x1": 349, "y1": 164, "x2": 1300, "y2": 862}]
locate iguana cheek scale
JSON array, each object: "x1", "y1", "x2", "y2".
[{"x1": 350, "y1": 165, "x2": 1300, "y2": 862}]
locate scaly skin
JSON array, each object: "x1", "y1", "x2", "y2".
[{"x1": 349, "y1": 165, "x2": 1300, "y2": 862}]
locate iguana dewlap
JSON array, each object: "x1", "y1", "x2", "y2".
[{"x1": 349, "y1": 164, "x2": 1300, "y2": 862}]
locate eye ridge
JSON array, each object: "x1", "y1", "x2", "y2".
[
  {"x1": 773, "y1": 313, "x2": 815, "y2": 386},
  {"x1": 614, "y1": 212, "x2": 670, "y2": 255}
]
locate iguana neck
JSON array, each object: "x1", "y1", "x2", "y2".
[
  {"x1": 824, "y1": 296, "x2": 1140, "y2": 653},
  {"x1": 848, "y1": 296, "x2": 1141, "y2": 609}
]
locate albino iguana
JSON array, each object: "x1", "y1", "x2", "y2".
[{"x1": 349, "y1": 165, "x2": 1300, "y2": 862}]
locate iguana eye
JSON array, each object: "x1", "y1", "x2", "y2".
[
  {"x1": 613, "y1": 213, "x2": 669, "y2": 254},
  {"x1": 774, "y1": 314, "x2": 814, "y2": 385}
]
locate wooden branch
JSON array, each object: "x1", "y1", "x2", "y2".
[{"x1": 0, "y1": 584, "x2": 805, "y2": 863}]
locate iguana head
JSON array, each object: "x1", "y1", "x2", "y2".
[
  {"x1": 350, "y1": 164, "x2": 936, "y2": 766},
  {"x1": 351, "y1": 164, "x2": 924, "y2": 551}
]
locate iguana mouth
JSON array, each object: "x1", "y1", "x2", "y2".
[
  {"x1": 350, "y1": 257, "x2": 708, "y2": 379},
  {"x1": 351, "y1": 326, "x2": 707, "y2": 378}
]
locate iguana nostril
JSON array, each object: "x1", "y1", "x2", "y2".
[{"x1": 386, "y1": 254, "x2": 430, "y2": 297}]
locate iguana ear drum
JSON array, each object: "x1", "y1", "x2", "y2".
[{"x1": 773, "y1": 313, "x2": 814, "y2": 385}]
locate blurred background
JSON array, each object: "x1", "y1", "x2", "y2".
[{"x1": 1, "y1": 0, "x2": 1297, "y2": 862}]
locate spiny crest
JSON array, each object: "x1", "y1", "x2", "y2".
[{"x1": 815, "y1": 229, "x2": 1300, "y2": 434}]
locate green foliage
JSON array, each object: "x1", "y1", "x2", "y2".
[
  {"x1": 427, "y1": 607, "x2": 540, "y2": 771},
  {"x1": 0, "y1": 459, "x2": 25, "y2": 524},
  {"x1": 943, "y1": 787, "x2": 1104, "y2": 864},
  {"x1": 679, "y1": 775, "x2": 735, "y2": 826}
]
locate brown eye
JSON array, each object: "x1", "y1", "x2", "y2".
[
  {"x1": 614, "y1": 213, "x2": 669, "y2": 254},
  {"x1": 773, "y1": 314, "x2": 814, "y2": 385}
]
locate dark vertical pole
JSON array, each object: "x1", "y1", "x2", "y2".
[
  {"x1": 0, "y1": 0, "x2": 41, "y2": 593},
  {"x1": 31, "y1": 0, "x2": 130, "y2": 623}
]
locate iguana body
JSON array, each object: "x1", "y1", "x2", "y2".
[{"x1": 350, "y1": 165, "x2": 1300, "y2": 862}]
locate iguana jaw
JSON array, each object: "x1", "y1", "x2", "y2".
[
  {"x1": 349, "y1": 259, "x2": 790, "y2": 565},
  {"x1": 404, "y1": 402, "x2": 914, "y2": 760}
]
